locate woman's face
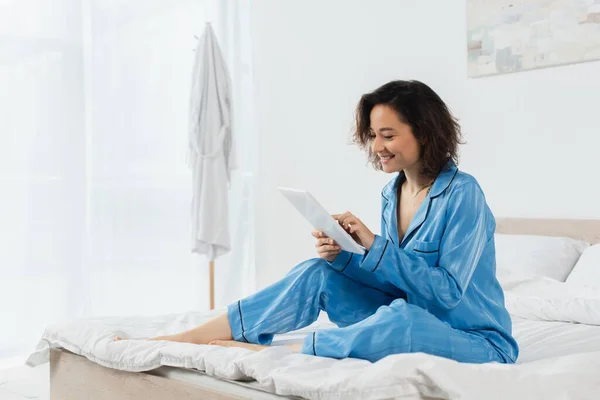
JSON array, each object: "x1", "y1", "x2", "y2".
[{"x1": 369, "y1": 104, "x2": 421, "y2": 174}]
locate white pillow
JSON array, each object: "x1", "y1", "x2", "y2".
[
  {"x1": 566, "y1": 244, "x2": 600, "y2": 288},
  {"x1": 494, "y1": 233, "x2": 589, "y2": 282}
]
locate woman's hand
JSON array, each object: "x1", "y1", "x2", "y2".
[
  {"x1": 312, "y1": 230, "x2": 341, "y2": 262},
  {"x1": 333, "y1": 212, "x2": 376, "y2": 251}
]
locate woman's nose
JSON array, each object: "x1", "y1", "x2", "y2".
[{"x1": 371, "y1": 135, "x2": 384, "y2": 153}]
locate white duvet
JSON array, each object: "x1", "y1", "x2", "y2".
[{"x1": 27, "y1": 275, "x2": 600, "y2": 400}]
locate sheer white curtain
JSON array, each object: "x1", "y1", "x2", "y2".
[{"x1": 0, "y1": 0, "x2": 255, "y2": 363}]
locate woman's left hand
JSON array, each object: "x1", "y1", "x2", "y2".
[{"x1": 333, "y1": 212, "x2": 376, "y2": 251}]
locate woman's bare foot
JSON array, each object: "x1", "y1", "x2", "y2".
[
  {"x1": 113, "y1": 333, "x2": 184, "y2": 342},
  {"x1": 113, "y1": 313, "x2": 233, "y2": 344},
  {"x1": 209, "y1": 340, "x2": 269, "y2": 351},
  {"x1": 209, "y1": 341, "x2": 303, "y2": 353},
  {"x1": 286, "y1": 343, "x2": 303, "y2": 352}
]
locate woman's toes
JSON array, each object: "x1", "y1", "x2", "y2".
[{"x1": 114, "y1": 336, "x2": 122, "y2": 341}]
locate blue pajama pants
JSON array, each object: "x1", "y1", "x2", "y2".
[{"x1": 227, "y1": 258, "x2": 503, "y2": 363}]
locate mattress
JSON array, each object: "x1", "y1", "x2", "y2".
[
  {"x1": 137, "y1": 314, "x2": 600, "y2": 398},
  {"x1": 26, "y1": 275, "x2": 600, "y2": 399}
]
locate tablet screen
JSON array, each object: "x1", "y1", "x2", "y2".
[{"x1": 278, "y1": 187, "x2": 365, "y2": 255}]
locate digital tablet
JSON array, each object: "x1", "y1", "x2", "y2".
[{"x1": 278, "y1": 187, "x2": 365, "y2": 255}]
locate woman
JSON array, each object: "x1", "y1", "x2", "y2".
[{"x1": 116, "y1": 80, "x2": 518, "y2": 364}]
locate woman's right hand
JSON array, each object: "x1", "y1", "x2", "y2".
[{"x1": 312, "y1": 230, "x2": 341, "y2": 262}]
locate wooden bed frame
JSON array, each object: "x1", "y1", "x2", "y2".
[
  {"x1": 49, "y1": 349, "x2": 289, "y2": 399},
  {"x1": 49, "y1": 218, "x2": 600, "y2": 399},
  {"x1": 495, "y1": 218, "x2": 600, "y2": 244}
]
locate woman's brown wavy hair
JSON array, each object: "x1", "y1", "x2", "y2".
[{"x1": 353, "y1": 80, "x2": 463, "y2": 179}]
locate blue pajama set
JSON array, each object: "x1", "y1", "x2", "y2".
[{"x1": 227, "y1": 163, "x2": 519, "y2": 363}]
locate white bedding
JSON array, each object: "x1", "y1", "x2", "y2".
[
  {"x1": 27, "y1": 275, "x2": 600, "y2": 400},
  {"x1": 513, "y1": 317, "x2": 600, "y2": 363}
]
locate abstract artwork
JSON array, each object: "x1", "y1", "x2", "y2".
[{"x1": 467, "y1": 0, "x2": 600, "y2": 77}]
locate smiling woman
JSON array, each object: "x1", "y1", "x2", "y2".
[
  {"x1": 117, "y1": 79, "x2": 518, "y2": 366},
  {"x1": 354, "y1": 80, "x2": 463, "y2": 179}
]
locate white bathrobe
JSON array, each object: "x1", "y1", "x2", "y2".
[{"x1": 189, "y1": 23, "x2": 234, "y2": 261}]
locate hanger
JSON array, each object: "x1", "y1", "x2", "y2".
[{"x1": 193, "y1": 22, "x2": 212, "y2": 51}]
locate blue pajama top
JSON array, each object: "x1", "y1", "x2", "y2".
[{"x1": 329, "y1": 162, "x2": 519, "y2": 363}]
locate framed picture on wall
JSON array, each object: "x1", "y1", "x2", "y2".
[{"x1": 467, "y1": 0, "x2": 600, "y2": 77}]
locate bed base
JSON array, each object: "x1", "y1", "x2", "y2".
[{"x1": 50, "y1": 349, "x2": 287, "y2": 400}]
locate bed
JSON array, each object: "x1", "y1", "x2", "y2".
[{"x1": 27, "y1": 218, "x2": 600, "y2": 399}]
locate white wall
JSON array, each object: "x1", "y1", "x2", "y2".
[{"x1": 250, "y1": 0, "x2": 600, "y2": 289}]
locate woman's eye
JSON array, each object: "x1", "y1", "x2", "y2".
[{"x1": 383, "y1": 135, "x2": 393, "y2": 140}]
